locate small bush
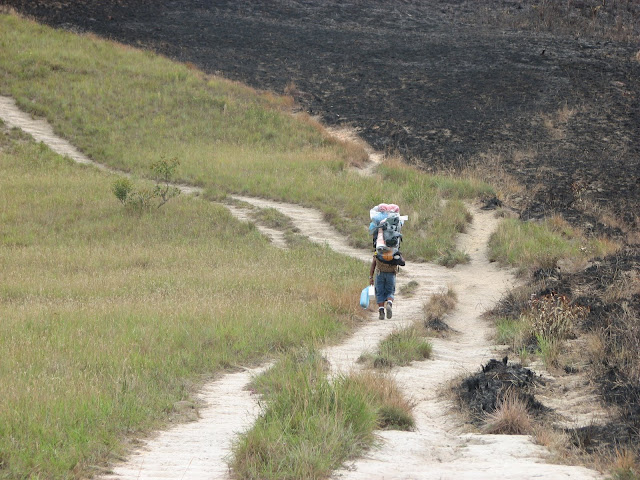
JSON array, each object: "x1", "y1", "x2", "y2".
[
  {"x1": 150, "y1": 157, "x2": 181, "y2": 208},
  {"x1": 123, "y1": 186, "x2": 155, "y2": 214},
  {"x1": 111, "y1": 178, "x2": 133, "y2": 205},
  {"x1": 112, "y1": 158, "x2": 181, "y2": 213}
]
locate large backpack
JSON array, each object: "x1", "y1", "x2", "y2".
[{"x1": 369, "y1": 204, "x2": 406, "y2": 266}]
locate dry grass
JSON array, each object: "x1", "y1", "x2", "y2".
[
  {"x1": 540, "y1": 104, "x2": 577, "y2": 141},
  {"x1": 322, "y1": 125, "x2": 373, "y2": 169},
  {"x1": 532, "y1": 418, "x2": 640, "y2": 478},
  {"x1": 399, "y1": 280, "x2": 419, "y2": 297},
  {"x1": 610, "y1": 448, "x2": 640, "y2": 480},
  {"x1": 482, "y1": 390, "x2": 533, "y2": 435},
  {"x1": 423, "y1": 288, "x2": 458, "y2": 323},
  {"x1": 574, "y1": 197, "x2": 637, "y2": 246},
  {"x1": 463, "y1": 151, "x2": 527, "y2": 206},
  {"x1": 421, "y1": 288, "x2": 458, "y2": 336},
  {"x1": 527, "y1": 293, "x2": 588, "y2": 341},
  {"x1": 533, "y1": 424, "x2": 570, "y2": 452},
  {"x1": 603, "y1": 270, "x2": 640, "y2": 303},
  {"x1": 480, "y1": 0, "x2": 640, "y2": 43},
  {"x1": 347, "y1": 370, "x2": 416, "y2": 430},
  {"x1": 609, "y1": 306, "x2": 640, "y2": 385}
]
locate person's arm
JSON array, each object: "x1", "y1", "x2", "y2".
[{"x1": 369, "y1": 257, "x2": 376, "y2": 285}]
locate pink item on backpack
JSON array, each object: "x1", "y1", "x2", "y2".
[{"x1": 376, "y1": 227, "x2": 387, "y2": 251}]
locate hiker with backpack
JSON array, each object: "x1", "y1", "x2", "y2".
[
  {"x1": 368, "y1": 204, "x2": 406, "y2": 320},
  {"x1": 370, "y1": 249, "x2": 399, "y2": 319}
]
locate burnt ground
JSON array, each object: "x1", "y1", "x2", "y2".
[
  {"x1": 3, "y1": 0, "x2": 639, "y2": 233},
  {"x1": 3, "y1": 0, "x2": 640, "y2": 464},
  {"x1": 486, "y1": 260, "x2": 640, "y2": 459}
]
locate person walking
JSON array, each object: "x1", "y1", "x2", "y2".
[{"x1": 370, "y1": 252, "x2": 398, "y2": 319}]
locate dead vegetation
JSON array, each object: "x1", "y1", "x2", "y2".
[
  {"x1": 454, "y1": 357, "x2": 547, "y2": 429},
  {"x1": 476, "y1": 0, "x2": 640, "y2": 43},
  {"x1": 422, "y1": 288, "x2": 458, "y2": 337},
  {"x1": 540, "y1": 104, "x2": 578, "y2": 141},
  {"x1": 463, "y1": 249, "x2": 640, "y2": 475},
  {"x1": 483, "y1": 389, "x2": 533, "y2": 435}
]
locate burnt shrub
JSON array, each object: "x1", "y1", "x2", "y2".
[{"x1": 456, "y1": 357, "x2": 547, "y2": 426}]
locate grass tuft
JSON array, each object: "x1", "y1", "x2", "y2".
[
  {"x1": 482, "y1": 390, "x2": 533, "y2": 435},
  {"x1": 399, "y1": 280, "x2": 419, "y2": 297},
  {"x1": 423, "y1": 289, "x2": 457, "y2": 324},
  {"x1": 610, "y1": 448, "x2": 640, "y2": 480},
  {"x1": 378, "y1": 405, "x2": 415, "y2": 430},
  {"x1": 360, "y1": 326, "x2": 432, "y2": 369},
  {"x1": 249, "y1": 206, "x2": 299, "y2": 233}
]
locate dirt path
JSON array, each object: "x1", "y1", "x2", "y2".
[
  {"x1": 0, "y1": 97, "x2": 602, "y2": 479},
  {"x1": 331, "y1": 208, "x2": 600, "y2": 479}
]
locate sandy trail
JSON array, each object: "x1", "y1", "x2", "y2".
[
  {"x1": 0, "y1": 97, "x2": 601, "y2": 479},
  {"x1": 331, "y1": 207, "x2": 601, "y2": 479}
]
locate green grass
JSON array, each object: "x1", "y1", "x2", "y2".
[
  {"x1": 0, "y1": 127, "x2": 366, "y2": 479},
  {"x1": 249, "y1": 207, "x2": 299, "y2": 233},
  {"x1": 232, "y1": 350, "x2": 414, "y2": 479},
  {"x1": 360, "y1": 326, "x2": 433, "y2": 368},
  {"x1": 534, "y1": 334, "x2": 562, "y2": 369},
  {"x1": 488, "y1": 217, "x2": 618, "y2": 272},
  {"x1": 495, "y1": 317, "x2": 529, "y2": 349},
  {"x1": 0, "y1": 12, "x2": 492, "y2": 265}
]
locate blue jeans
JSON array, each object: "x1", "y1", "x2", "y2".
[{"x1": 375, "y1": 272, "x2": 396, "y2": 304}]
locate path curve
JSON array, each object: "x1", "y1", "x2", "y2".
[
  {"x1": 331, "y1": 207, "x2": 600, "y2": 480},
  {"x1": 0, "y1": 97, "x2": 601, "y2": 479}
]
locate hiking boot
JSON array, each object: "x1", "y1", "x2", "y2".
[
  {"x1": 386, "y1": 301, "x2": 393, "y2": 319},
  {"x1": 378, "y1": 308, "x2": 385, "y2": 320}
]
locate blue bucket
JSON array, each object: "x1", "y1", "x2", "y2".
[{"x1": 359, "y1": 286, "x2": 370, "y2": 309}]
